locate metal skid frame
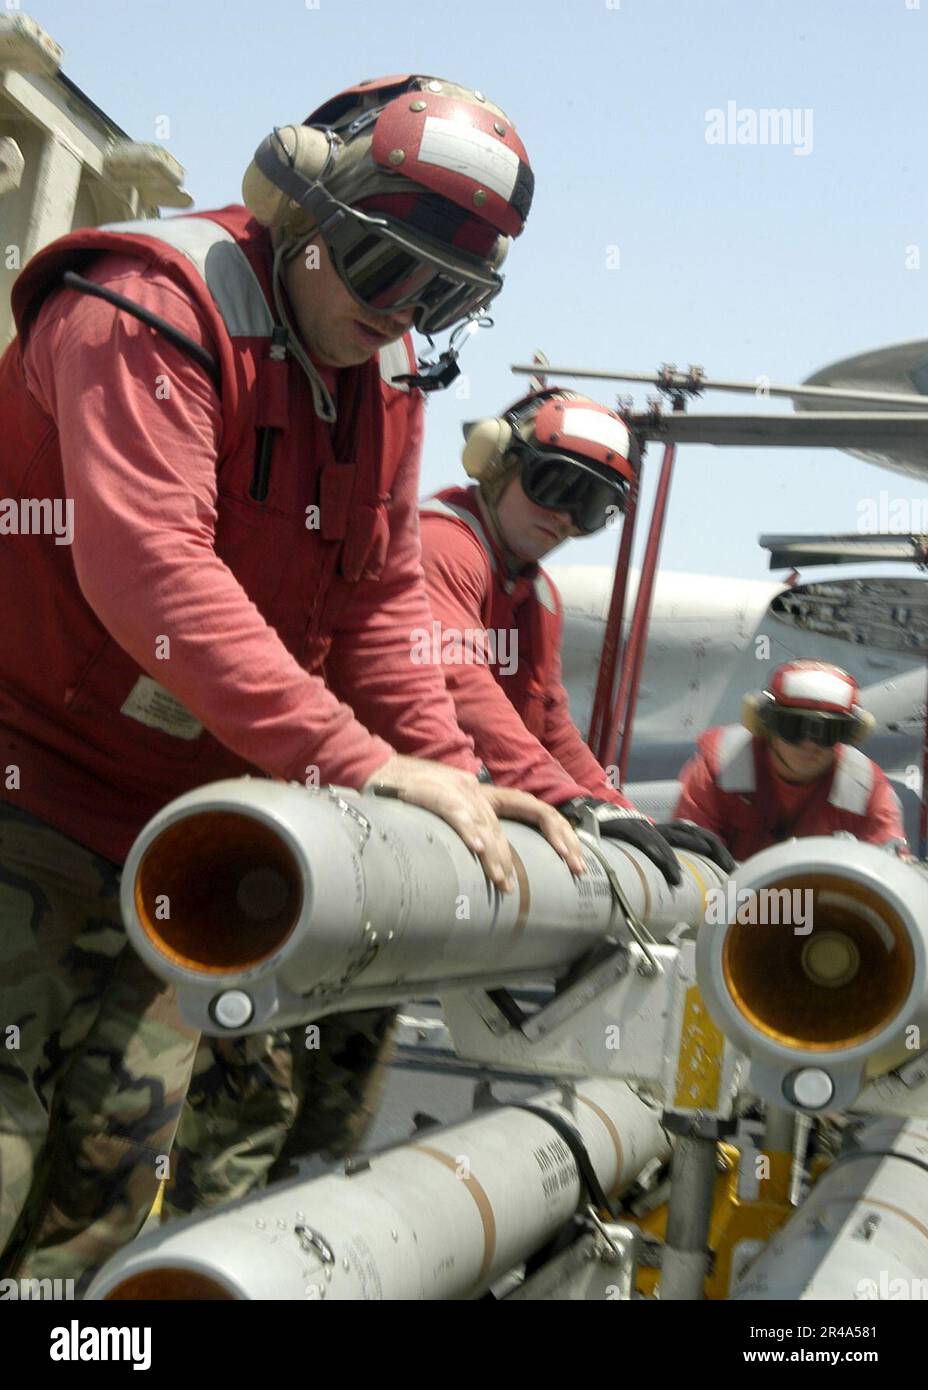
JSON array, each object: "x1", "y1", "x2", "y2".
[{"x1": 441, "y1": 938, "x2": 744, "y2": 1113}]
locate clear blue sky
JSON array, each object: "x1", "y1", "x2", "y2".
[{"x1": 27, "y1": 0, "x2": 928, "y2": 580}]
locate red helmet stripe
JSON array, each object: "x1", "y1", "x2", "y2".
[
  {"x1": 304, "y1": 76, "x2": 416, "y2": 128},
  {"x1": 372, "y1": 92, "x2": 532, "y2": 237}
]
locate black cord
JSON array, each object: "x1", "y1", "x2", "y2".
[{"x1": 62, "y1": 271, "x2": 222, "y2": 393}]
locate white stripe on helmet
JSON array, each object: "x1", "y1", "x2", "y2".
[
  {"x1": 779, "y1": 668, "x2": 854, "y2": 712},
  {"x1": 560, "y1": 406, "x2": 630, "y2": 457},
  {"x1": 418, "y1": 117, "x2": 519, "y2": 201}
]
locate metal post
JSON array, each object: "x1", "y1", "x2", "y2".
[
  {"x1": 762, "y1": 1106, "x2": 795, "y2": 1155},
  {"x1": 589, "y1": 470, "x2": 640, "y2": 759},
  {"x1": 607, "y1": 442, "x2": 677, "y2": 787},
  {"x1": 920, "y1": 654, "x2": 928, "y2": 860},
  {"x1": 658, "y1": 1132, "x2": 717, "y2": 1300}
]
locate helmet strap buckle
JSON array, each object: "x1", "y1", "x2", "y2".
[{"x1": 393, "y1": 350, "x2": 462, "y2": 392}]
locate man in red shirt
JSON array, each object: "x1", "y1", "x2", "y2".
[
  {"x1": 674, "y1": 660, "x2": 908, "y2": 860},
  {"x1": 418, "y1": 386, "x2": 735, "y2": 878},
  {"x1": 0, "y1": 75, "x2": 583, "y2": 1288},
  {"x1": 175, "y1": 386, "x2": 735, "y2": 1209}
]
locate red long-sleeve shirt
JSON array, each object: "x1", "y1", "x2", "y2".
[
  {"x1": 419, "y1": 497, "x2": 632, "y2": 807},
  {"x1": 675, "y1": 726, "x2": 907, "y2": 859},
  {"x1": 11, "y1": 252, "x2": 478, "y2": 857}
]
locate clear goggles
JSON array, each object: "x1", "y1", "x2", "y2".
[
  {"x1": 322, "y1": 206, "x2": 502, "y2": 335},
  {"x1": 764, "y1": 705, "x2": 858, "y2": 747},
  {"x1": 519, "y1": 450, "x2": 629, "y2": 535}
]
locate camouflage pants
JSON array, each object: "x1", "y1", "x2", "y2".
[
  {"x1": 165, "y1": 1008, "x2": 398, "y2": 1218},
  {"x1": 0, "y1": 802, "x2": 199, "y2": 1293}
]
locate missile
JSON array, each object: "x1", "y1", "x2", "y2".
[
  {"x1": 86, "y1": 1079, "x2": 669, "y2": 1301},
  {"x1": 120, "y1": 777, "x2": 726, "y2": 1035},
  {"x1": 696, "y1": 837, "x2": 928, "y2": 1111},
  {"x1": 732, "y1": 1118, "x2": 928, "y2": 1300}
]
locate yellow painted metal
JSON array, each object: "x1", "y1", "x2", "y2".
[
  {"x1": 673, "y1": 985, "x2": 725, "y2": 1111},
  {"x1": 674, "y1": 852, "x2": 709, "y2": 918},
  {"x1": 632, "y1": 1143, "x2": 797, "y2": 1299}
]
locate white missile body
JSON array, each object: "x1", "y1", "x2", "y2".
[
  {"x1": 732, "y1": 1119, "x2": 928, "y2": 1300},
  {"x1": 121, "y1": 781, "x2": 928, "y2": 1116},
  {"x1": 120, "y1": 777, "x2": 726, "y2": 1035},
  {"x1": 87, "y1": 1079, "x2": 669, "y2": 1301}
]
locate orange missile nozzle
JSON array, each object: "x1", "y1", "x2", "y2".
[
  {"x1": 722, "y1": 873, "x2": 915, "y2": 1052},
  {"x1": 134, "y1": 811, "x2": 303, "y2": 974}
]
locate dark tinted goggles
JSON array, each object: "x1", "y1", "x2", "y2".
[
  {"x1": 765, "y1": 706, "x2": 857, "y2": 747},
  {"x1": 520, "y1": 453, "x2": 627, "y2": 534},
  {"x1": 323, "y1": 211, "x2": 501, "y2": 334}
]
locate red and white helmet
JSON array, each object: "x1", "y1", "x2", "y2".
[
  {"x1": 462, "y1": 387, "x2": 636, "y2": 531},
  {"x1": 767, "y1": 660, "x2": 862, "y2": 716},
  {"x1": 243, "y1": 75, "x2": 534, "y2": 335},
  {"x1": 305, "y1": 75, "x2": 533, "y2": 241},
  {"x1": 744, "y1": 660, "x2": 873, "y2": 746}
]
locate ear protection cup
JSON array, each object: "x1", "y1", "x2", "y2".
[
  {"x1": 241, "y1": 125, "x2": 335, "y2": 229},
  {"x1": 487, "y1": 234, "x2": 510, "y2": 275},
  {"x1": 849, "y1": 708, "x2": 875, "y2": 745},
  {"x1": 461, "y1": 417, "x2": 513, "y2": 481},
  {"x1": 741, "y1": 692, "x2": 767, "y2": 736},
  {"x1": 461, "y1": 387, "x2": 593, "y2": 486}
]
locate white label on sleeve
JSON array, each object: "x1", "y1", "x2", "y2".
[
  {"x1": 121, "y1": 675, "x2": 203, "y2": 739},
  {"x1": 418, "y1": 117, "x2": 519, "y2": 201}
]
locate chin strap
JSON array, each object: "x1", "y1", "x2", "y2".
[
  {"x1": 393, "y1": 314, "x2": 492, "y2": 393},
  {"x1": 271, "y1": 239, "x2": 337, "y2": 424},
  {"x1": 392, "y1": 347, "x2": 462, "y2": 392}
]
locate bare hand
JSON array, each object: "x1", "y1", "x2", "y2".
[
  {"x1": 483, "y1": 786, "x2": 586, "y2": 877},
  {"x1": 362, "y1": 757, "x2": 585, "y2": 890},
  {"x1": 363, "y1": 755, "x2": 517, "y2": 890}
]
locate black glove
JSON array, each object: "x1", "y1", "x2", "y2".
[
  {"x1": 655, "y1": 820, "x2": 736, "y2": 874},
  {"x1": 556, "y1": 797, "x2": 683, "y2": 887}
]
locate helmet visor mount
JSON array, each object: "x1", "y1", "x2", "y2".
[
  {"x1": 764, "y1": 704, "x2": 857, "y2": 748},
  {"x1": 320, "y1": 204, "x2": 502, "y2": 334},
  {"x1": 519, "y1": 450, "x2": 628, "y2": 535}
]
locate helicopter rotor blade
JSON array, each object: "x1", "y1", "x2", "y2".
[
  {"x1": 628, "y1": 411, "x2": 928, "y2": 449},
  {"x1": 760, "y1": 533, "x2": 928, "y2": 569},
  {"x1": 510, "y1": 363, "x2": 928, "y2": 409}
]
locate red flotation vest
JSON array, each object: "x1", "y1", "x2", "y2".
[{"x1": 0, "y1": 204, "x2": 419, "y2": 857}]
